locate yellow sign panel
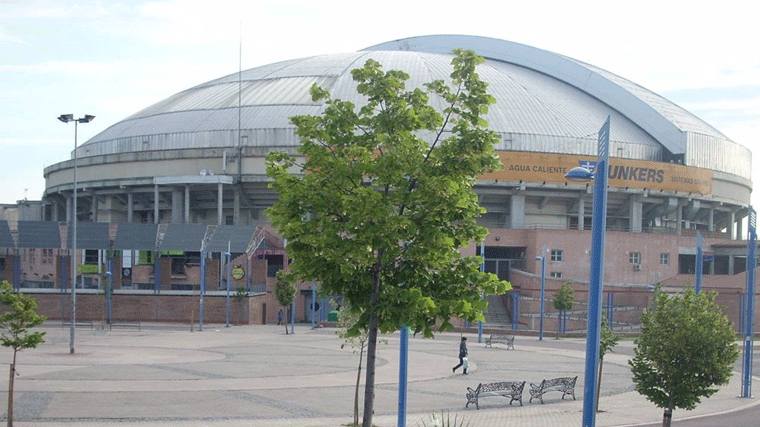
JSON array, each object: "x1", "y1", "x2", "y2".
[
  {"x1": 232, "y1": 265, "x2": 245, "y2": 280},
  {"x1": 481, "y1": 151, "x2": 713, "y2": 195}
]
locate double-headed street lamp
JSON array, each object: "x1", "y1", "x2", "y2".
[
  {"x1": 565, "y1": 115, "x2": 610, "y2": 427},
  {"x1": 58, "y1": 114, "x2": 95, "y2": 354}
]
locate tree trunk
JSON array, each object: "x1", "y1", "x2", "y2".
[
  {"x1": 662, "y1": 395, "x2": 674, "y2": 427},
  {"x1": 354, "y1": 342, "x2": 364, "y2": 426},
  {"x1": 284, "y1": 306, "x2": 289, "y2": 335},
  {"x1": 595, "y1": 355, "x2": 604, "y2": 413},
  {"x1": 8, "y1": 350, "x2": 17, "y2": 427},
  {"x1": 362, "y1": 271, "x2": 380, "y2": 427}
]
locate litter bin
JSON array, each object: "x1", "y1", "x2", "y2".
[{"x1": 328, "y1": 310, "x2": 339, "y2": 322}]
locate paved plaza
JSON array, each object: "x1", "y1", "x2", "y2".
[{"x1": 0, "y1": 323, "x2": 756, "y2": 427}]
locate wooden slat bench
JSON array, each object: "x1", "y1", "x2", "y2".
[
  {"x1": 465, "y1": 381, "x2": 525, "y2": 409},
  {"x1": 484, "y1": 334, "x2": 515, "y2": 349},
  {"x1": 529, "y1": 376, "x2": 577, "y2": 404}
]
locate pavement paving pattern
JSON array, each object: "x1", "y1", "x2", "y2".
[{"x1": 0, "y1": 323, "x2": 756, "y2": 427}]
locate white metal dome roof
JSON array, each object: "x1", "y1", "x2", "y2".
[{"x1": 76, "y1": 35, "x2": 749, "y2": 180}]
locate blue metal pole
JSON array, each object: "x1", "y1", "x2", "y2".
[
  {"x1": 582, "y1": 116, "x2": 610, "y2": 427},
  {"x1": 511, "y1": 291, "x2": 520, "y2": 330},
  {"x1": 478, "y1": 240, "x2": 484, "y2": 343},
  {"x1": 311, "y1": 282, "x2": 316, "y2": 329},
  {"x1": 105, "y1": 260, "x2": 112, "y2": 324},
  {"x1": 199, "y1": 247, "x2": 205, "y2": 332},
  {"x1": 539, "y1": 250, "x2": 546, "y2": 341},
  {"x1": 154, "y1": 254, "x2": 161, "y2": 294},
  {"x1": 225, "y1": 249, "x2": 231, "y2": 328},
  {"x1": 290, "y1": 299, "x2": 295, "y2": 334},
  {"x1": 696, "y1": 231, "x2": 703, "y2": 294},
  {"x1": 398, "y1": 325, "x2": 409, "y2": 427},
  {"x1": 742, "y1": 207, "x2": 756, "y2": 398},
  {"x1": 606, "y1": 292, "x2": 613, "y2": 327}
]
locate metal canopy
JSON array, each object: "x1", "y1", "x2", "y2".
[
  {"x1": 0, "y1": 221, "x2": 14, "y2": 248},
  {"x1": 159, "y1": 224, "x2": 207, "y2": 252},
  {"x1": 206, "y1": 225, "x2": 259, "y2": 253},
  {"x1": 17, "y1": 221, "x2": 61, "y2": 249},
  {"x1": 69, "y1": 222, "x2": 111, "y2": 250},
  {"x1": 113, "y1": 223, "x2": 159, "y2": 250}
]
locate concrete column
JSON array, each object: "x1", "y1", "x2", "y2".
[
  {"x1": 184, "y1": 185, "x2": 190, "y2": 224},
  {"x1": 172, "y1": 187, "x2": 182, "y2": 223},
  {"x1": 730, "y1": 210, "x2": 736, "y2": 240},
  {"x1": 729, "y1": 254, "x2": 735, "y2": 275},
  {"x1": 217, "y1": 183, "x2": 223, "y2": 225},
  {"x1": 127, "y1": 192, "x2": 133, "y2": 223},
  {"x1": 709, "y1": 206, "x2": 714, "y2": 232},
  {"x1": 510, "y1": 194, "x2": 525, "y2": 229},
  {"x1": 677, "y1": 203, "x2": 683, "y2": 236},
  {"x1": 234, "y1": 187, "x2": 240, "y2": 225},
  {"x1": 737, "y1": 212, "x2": 744, "y2": 240},
  {"x1": 154, "y1": 184, "x2": 159, "y2": 224},
  {"x1": 577, "y1": 198, "x2": 585, "y2": 231},
  {"x1": 629, "y1": 196, "x2": 642, "y2": 233},
  {"x1": 91, "y1": 194, "x2": 98, "y2": 222},
  {"x1": 66, "y1": 197, "x2": 72, "y2": 223}
]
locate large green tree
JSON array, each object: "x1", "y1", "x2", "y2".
[
  {"x1": 629, "y1": 288, "x2": 739, "y2": 427},
  {"x1": 266, "y1": 49, "x2": 509, "y2": 427},
  {"x1": 0, "y1": 281, "x2": 46, "y2": 427}
]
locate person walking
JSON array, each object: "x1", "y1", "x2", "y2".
[{"x1": 452, "y1": 336, "x2": 468, "y2": 374}]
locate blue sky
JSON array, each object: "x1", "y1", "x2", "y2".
[{"x1": 2, "y1": 0, "x2": 758, "y2": 207}]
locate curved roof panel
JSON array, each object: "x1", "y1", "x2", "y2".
[{"x1": 363, "y1": 34, "x2": 730, "y2": 155}]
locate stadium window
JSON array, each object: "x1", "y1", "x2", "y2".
[
  {"x1": 629, "y1": 252, "x2": 641, "y2": 265},
  {"x1": 85, "y1": 250, "x2": 99, "y2": 265},
  {"x1": 660, "y1": 253, "x2": 669, "y2": 265},
  {"x1": 550, "y1": 249, "x2": 563, "y2": 262},
  {"x1": 550, "y1": 271, "x2": 562, "y2": 278}
]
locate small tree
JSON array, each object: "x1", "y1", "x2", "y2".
[
  {"x1": 596, "y1": 316, "x2": 620, "y2": 413},
  {"x1": 0, "y1": 281, "x2": 46, "y2": 427},
  {"x1": 274, "y1": 271, "x2": 297, "y2": 334},
  {"x1": 629, "y1": 288, "x2": 739, "y2": 427},
  {"x1": 552, "y1": 282, "x2": 574, "y2": 335},
  {"x1": 233, "y1": 286, "x2": 247, "y2": 325},
  {"x1": 266, "y1": 49, "x2": 509, "y2": 427}
]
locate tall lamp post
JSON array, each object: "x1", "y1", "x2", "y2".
[
  {"x1": 535, "y1": 245, "x2": 546, "y2": 341},
  {"x1": 58, "y1": 114, "x2": 95, "y2": 355},
  {"x1": 565, "y1": 115, "x2": 610, "y2": 427},
  {"x1": 742, "y1": 207, "x2": 756, "y2": 398}
]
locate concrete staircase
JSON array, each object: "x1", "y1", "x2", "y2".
[{"x1": 484, "y1": 294, "x2": 512, "y2": 327}]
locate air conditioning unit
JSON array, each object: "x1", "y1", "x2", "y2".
[{"x1": 633, "y1": 263, "x2": 642, "y2": 271}]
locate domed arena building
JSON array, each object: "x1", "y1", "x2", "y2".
[{"x1": 15, "y1": 35, "x2": 756, "y2": 328}]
